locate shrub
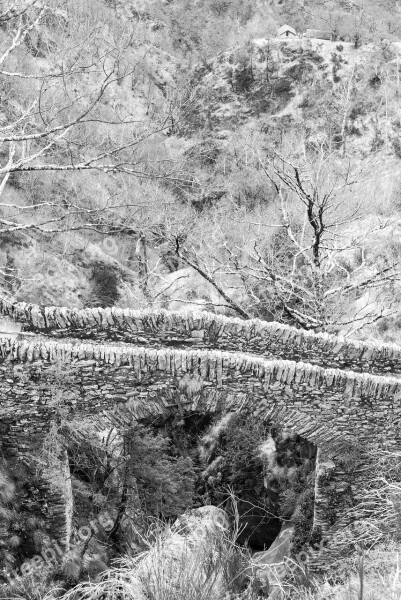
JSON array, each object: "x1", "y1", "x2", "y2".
[
  {"x1": 0, "y1": 469, "x2": 16, "y2": 570},
  {"x1": 369, "y1": 74, "x2": 382, "y2": 89},
  {"x1": 233, "y1": 47, "x2": 255, "y2": 93},
  {"x1": 128, "y1": 423, "x2": 196, "y2": 519},
  {"x1": 61, "y1": 417, "x2": 196, "y2": 524}
]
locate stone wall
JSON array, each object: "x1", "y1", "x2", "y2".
[{"x1": 2, "y1": 299, "x2": 401, "y2": 375}]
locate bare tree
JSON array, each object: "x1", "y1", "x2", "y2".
[
  {"x1": 0, "y1": 0, "x2": 185, "y2": 238},
  {"x1": 175, "y1": 140, "x2": 399, "y2": 333}
]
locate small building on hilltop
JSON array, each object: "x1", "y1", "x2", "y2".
[
  {"x1": 277, "y1": 25, "x2": 297, "y2": 38},
  {"x1": 305, "y1": 29, "x2": 331, "y2": 40}
]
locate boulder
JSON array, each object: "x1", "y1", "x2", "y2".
[
  {"x1": 136, "y1": 506, "x2": 231, "y2": 600},
  {"x1": 245, "y1": 523, "x2": 294, "y2": 597}
]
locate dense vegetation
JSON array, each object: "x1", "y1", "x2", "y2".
[{"x1": 1, "y1": 0, "x2": 401, "y2": 598}]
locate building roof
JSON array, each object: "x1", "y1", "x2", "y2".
[{"x1": 277, "y1": 24, "x2": 297, "y2": 36}]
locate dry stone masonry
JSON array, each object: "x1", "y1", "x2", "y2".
[
  {"x1": 1, "y1": 297, "x2": 401, "y2": 562},
  {"x1": 1, "y1": 336, "x2": 401, "y2": 451},
  {"x1": 2, "y1": 298, "x2": 401, "y2": 375}
]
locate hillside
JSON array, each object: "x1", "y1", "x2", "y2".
[
  {"x1": 2, "y1": 1, "x2": 401, "y2": 338},
  {"x1": 271, "y1": 0, "x2": 401, "y2": 37}
]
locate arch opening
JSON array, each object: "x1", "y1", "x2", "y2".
[
  {"x1": 194, "y1": 411, "x2": 318, "y2": 553},
  {"x1": 122, "y1": 406, "x2": 318, "y2": 554}
]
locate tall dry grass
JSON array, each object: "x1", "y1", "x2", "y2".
[
  {"x1": 275, "y1": 543, "x2": 401, "y2": 599},
  {"x1": 41, "y1": 508, "x2": 260, "y2": 600}
]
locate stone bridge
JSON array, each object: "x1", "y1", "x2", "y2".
[{"x1": 1, "y1": 298, "x2": 401, "y2": 559}]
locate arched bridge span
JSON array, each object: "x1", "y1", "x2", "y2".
[
  {"x1": 1, "y1": 336, "x2": 400, "y2": 450},
  {"x1": 1, "y1": 298, "x2": 401, "y2": 553}
]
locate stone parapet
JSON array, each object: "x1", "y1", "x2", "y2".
[{"x1": 1, "y1": 298, "x2": 400, "y2": 375}]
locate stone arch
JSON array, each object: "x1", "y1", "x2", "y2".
[
  {"x1": 1, "y1": 337, "x2": 401, "y2": 449},
  {"x1": 1, "y1": 334, "x2": 401, "y2": 537}
]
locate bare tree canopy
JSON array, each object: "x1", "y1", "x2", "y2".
[
  {"x1": 175, "y1": 138, "x2": 399, "y2": 333},
  {"x1": 0, "y1": 0, "x2": 185, "y2": 236}
]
